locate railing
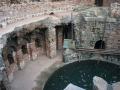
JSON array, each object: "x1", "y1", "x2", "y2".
[
  {"x1": 75, "y1": 48, "x2": 120, "y2": 55},
  {"x1": 63, "y1": 48, "x2": 120, "y2": 65},
  {"x1": 0, "y1": 1, "x2": 77, "y2": 25}
]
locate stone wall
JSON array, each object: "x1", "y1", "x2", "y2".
[
  {"x1": 111, "y1": 3, "x2": 120, "y2": 18},
  {"x1": 74, "y1": 6, "x2": 120, "y2": 49},
  {"x1": 0, "y1": 1, "x2": 75, "y2": 25},
  {"x1": 1, "y1": 23, "x2": 58, "y2": 81},
  {"x1": 106, "y1": 30, "x2": 120, "y2": 49},
  {"x1": 81, "y1": 21, "x2": 105, "y2": 49},
  {"x1": 103, "y1": 0, "x2": 120, "y2": 6},
  {"x1": 47, "y1": 27, "x2": 56, "y2": 58},
  {"x1": 74, "y1": 20, "x2": 107, "y2": 49}
]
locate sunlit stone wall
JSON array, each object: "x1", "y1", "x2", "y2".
[
  {"x1": 111, "y1": 3, "x2": 120, "y2": 18},
  {"x1": 73, "y1": 6, "x2": 120, "y2": 49}
]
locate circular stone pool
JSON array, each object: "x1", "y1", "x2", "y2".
[{"x1": 43, "y1": 60, "x2": 120, "y2": 90}]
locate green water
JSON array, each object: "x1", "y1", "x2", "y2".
[{"x1": 44, "y1": 60, "x2": 120, "y2": 90}]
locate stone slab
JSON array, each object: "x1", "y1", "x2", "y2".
[{"x1": 64, "y1": 83, "x2": 85, "y2": 90}]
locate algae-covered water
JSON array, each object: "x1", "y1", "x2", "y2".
[{"x1": 44, "y1": 60, "x2": 120, "y2": 90}]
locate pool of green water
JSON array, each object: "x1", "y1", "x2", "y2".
[{"x1": 44, "y1": 60, "x2": 120, "y2": 90}]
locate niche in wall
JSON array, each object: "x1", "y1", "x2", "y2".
[
  {"x1": 35, "y1": 38, "x2": 42, "y2": 48},
  {"x1": 7, "y1": 54, "x2": 14, "y2": 64},
  {"x1": 21, "y1": 45, "x2": 28, "y2": 54}
]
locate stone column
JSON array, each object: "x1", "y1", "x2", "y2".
[
  {"x1": 15, "y1": 49, "x2": 26, "y2": 70},
  {"x1": 27, "y1": 41, "x2": 38, "y2": 60},
  {"x1": 47, "y1": 27, "x2": 56, "y2": 58}
]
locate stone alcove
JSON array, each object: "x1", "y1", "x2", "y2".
[{"x1": 94, "y1": 40, "x2": 105, "y2": 49}]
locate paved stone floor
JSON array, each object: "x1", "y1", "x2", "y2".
[{"x1": 10, "y1": 54, "x2": 62, "y2": 90}]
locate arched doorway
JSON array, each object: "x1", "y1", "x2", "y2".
[
  {"x1": 95, "y1": 0, "x2": 103, "y2": 6},
  {"x1": 94, "y1": 40, "x2": 105, "y2": 49},
  {"x1": 35, "y1": 38, "x2": 42, "y2": 48},
  {"x1": 21, "y1": 45, "x2": 28, "y2": 54}
]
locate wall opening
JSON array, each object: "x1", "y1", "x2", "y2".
[
  {"x1": 63, "y1": 23, "x2": 73, "y2": 39},
  {"x1": 95, "y1": 0, "x2": 103, "y2": 6},
  {"x1": 55, "y1": 26, "x2": 64, "y2": 50},
  {"x1": 34, "y1": 28, "x2": 47, "y2": 55},
  {"x1": 24, "y1": 32, "x2": 32, "y2": 43},
  {"x1": 21, "y1": 45, "x2": 28, "y2": 54},
  {"x1": 35, "y1": 38, "x2": 42, "y2": 47},
  {"x1": 7, "y1": 54, "x2": 14, "y2": 64},
  {"x1": 94, "y1": 40, "x2": 105, "y2": 49},
  {"x1": 7, "y1": 46, "x2": 16, "y2": 64}
]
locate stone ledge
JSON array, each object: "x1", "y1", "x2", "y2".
[{"x1": 33, "y1": 61, "x2": 63, "y2": 90}]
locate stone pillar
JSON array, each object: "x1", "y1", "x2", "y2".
[
  {"x1": 16, "y1": 49, "x2": 25, "y2": 70},
  {"x1": 26, "y1": 43, "x2": 32, "y2": 61},
  {"x1": 47, "y1": 27, "x2": 56, "y2": 58},
  {"x1": 27, "y1": 41, "x2": 38, "y2": 60},
  {"x1": 21, "y1": 46, "x2": 30, "y2": 63}
]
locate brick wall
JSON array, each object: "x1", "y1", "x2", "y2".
[
  {"x1": 103, "y1": 0, "x2": 120, "y2": 6},
  {"x1": 106, "y1": 30, "x2": 120, "y2": 49}
]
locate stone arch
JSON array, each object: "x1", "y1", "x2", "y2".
[{"x1": 94, "y1": 40, "x2": 105, "y2": 49}]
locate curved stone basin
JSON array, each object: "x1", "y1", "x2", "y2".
[{"x1": 43, "y1": 60, "x2": 120, "y2": 90}]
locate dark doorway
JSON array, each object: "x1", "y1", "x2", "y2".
[
  {"x1": 95, "y1": 0, "x2": 103, "y2": 6},
  {"x1": 21, "y1": 45, "x2": 28, "y2": 54},
  {"x1": 63, "y1": 23, "x2": 73, "y2": 39},
  {"x1": 56, "y1": 26, "x2": 64, "y2": 50},
  {"x1": 94, "y1": 40, "x2": 105, "y2": 49},
  {"x1": 7, "y1": 54, "x2": 14, "y2": 64},
  {"x1": 34, "y1": 28, "x2": 47, "y2": 55},
  {"x1": 35, "y1": 38, "x2": 42, "y2": 48},
  {"x1": 7, "y1": 47, "x2": 16, "y2": 64}
]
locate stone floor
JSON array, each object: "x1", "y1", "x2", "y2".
[{"x1": 10, "y1": 54, "x2": 62, "y2": 90}]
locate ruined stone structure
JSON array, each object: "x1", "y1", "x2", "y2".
[
  {"x1": 0, "y1": 0, "x2": 119, "y2": 89},
  {"x1": 0, "y1": 2, "x2": 78, "y2": 88},
  {"x1": 64, "y1": 3, "x2": 120, "y2": 66},
  {"x1": 1, "y1": 19, "x2": 57, "y2": 82}
]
